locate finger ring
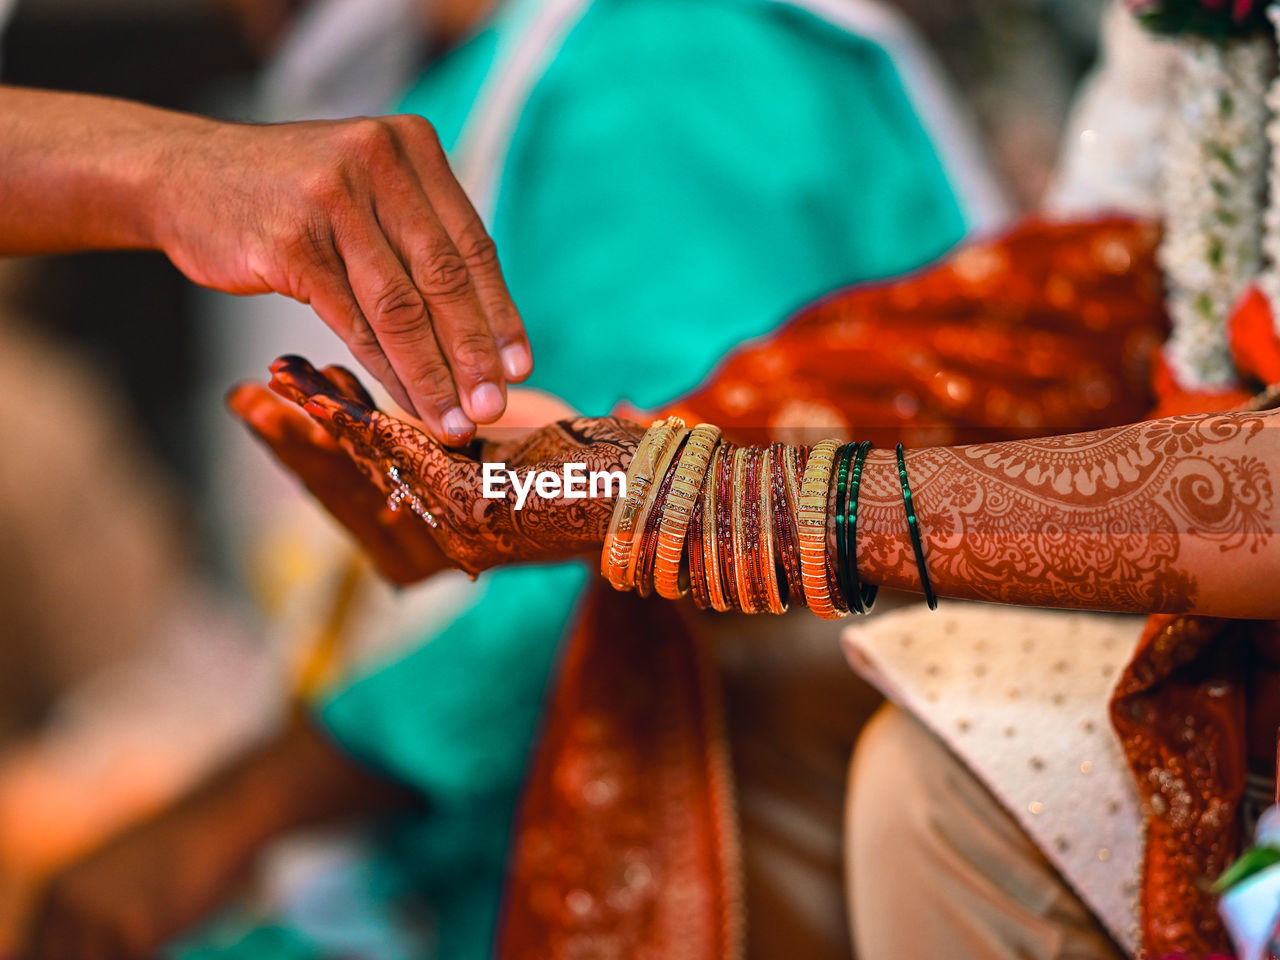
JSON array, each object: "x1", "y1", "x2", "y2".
[{"x1": 413, "y1": 502, "x2": 440, "y2": 529}]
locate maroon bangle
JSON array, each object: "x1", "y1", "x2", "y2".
[
  {"x1": 716, "y1": 440, "x2": 740, "y2": 611},
  {"x1": 741, "y1": 446, "x2": 766, "y2": 614},
  {"x1": 771, "y1": 442, "x2": 805, "y2": 607},
  {"x1": 688, "y1": 455, "x2": 710, "y2": 610}
]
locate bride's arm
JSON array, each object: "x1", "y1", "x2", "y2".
[
  {"x1": 856, "y1": 411, "x2": 1278, "y2": 618},
  {"x1": 252, "y1": 357, "x2": 1280, "y2": 619}
]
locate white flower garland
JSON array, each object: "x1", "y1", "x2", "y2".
[
  {"x1": 1259, "y1": 6, "x2": 1280, "y2": 331},
  {"x1": 1159, "y1": 35, "x2": 1269, "y2": 390}
]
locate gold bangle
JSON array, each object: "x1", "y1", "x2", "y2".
[
  {"x1": 797, "y1": 439, "x2": 845, "y2": 620},
  {"x1": 625, "y1": 423, "x2": 689, "y2": 592},
  {"x1": 758, "y1": 446, "x2": 787, "y2": 614},
  {"x1": 602, "y1": 418, "x2": 680, "y2": 590},
  {"x1": 701, "y1": 443, "x2": 730, "y2": 611},
  {"x1": 654, "y1": 424, "x2": 721, "y2": 599}
]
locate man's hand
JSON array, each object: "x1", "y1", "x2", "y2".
[
  {"x1": 0, "y1": 88, "x2": 533, "y2": 444},
  {"x1": 159, "y1": 114, "x2": 531, "y2": 443}
]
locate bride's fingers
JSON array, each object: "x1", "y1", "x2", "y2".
[
  {"x1": 268, "y1": 355, "x2": 331, "y2": 407},
  {"x1": 321, "y1": 364, "x2": 379, "y2": 408},
  {"x1": 269, "y1": 355, "x2": 381, "y2": 420},
  {"x1": 228, "y1": 382, "x2": 337, "y2": 450}
]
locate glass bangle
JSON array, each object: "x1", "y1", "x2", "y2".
[{"x1": 895, "y1": 441, "x2": 937, "y2": 610}]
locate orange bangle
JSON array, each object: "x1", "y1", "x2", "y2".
[
  {"x1": 602, "y1": 418, "x2": 681, "y2": 590},
  {"x1": 654, "y1": 424, "x2": 721, "y2": 600},
  {"x1": 797, "y1": 439, "x2": 845, "y2": 620}
]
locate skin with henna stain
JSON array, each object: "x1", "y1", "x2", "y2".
[{"x1": 246, "y1": 356, "x2": 1280, "y2": 619}]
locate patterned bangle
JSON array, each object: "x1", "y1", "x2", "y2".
[
  {"x1": 797, "y1": 439, "x2": 845, "y2": 620},
  {"x1": 654, "y1": 424, "x2": 721, "y2": 600},
  {"x1": 602, "y1": 418, "x2": 680, "y2": 590},
  {"x1": 771, "y1": 443, "x2": 805, "y2": 607},
  {"x1": 702, "y1": 443, "x2": 731, "y2": 612},
  {"x1": 731, "y1": 446, "x2": 762, "y2": 613},
  {"x1": 743, "y1": 446, "x2": 770, "y2": 613},
  {"x1": 626, "y1": 426, "x2": 689, "y2": 593},
  {"x1": 716, "y1": 441, "x2": 741, "y2": 612},
  {"x1": 757, "y1": 445, "x2": 787, "y2": 614},
  {"x1": 688, "y1": 470, "x2": 710, "y2": 610},
  {"x1": 634, "y1": 438, "x2": 683, "y2": 597},
  {"x1": 833, "y1": 442, "x2": 859, "y2": 613},
  {"x1": 896, "y1": 442, "x2": 937, "y2": 610},
  {"x1": 844, "y1": 441, "x2": 878, "y2": 614}
]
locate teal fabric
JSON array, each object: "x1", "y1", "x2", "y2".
[{"x1": 179, "y1": 1, "x2": 968, "y2": 957}]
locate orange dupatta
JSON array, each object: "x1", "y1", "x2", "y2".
[{"x1": 499, "y1": 218, "x2": 1182, "y2": 958}]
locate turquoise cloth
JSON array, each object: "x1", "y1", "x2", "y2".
[{"x1": 180, "y1": 1, "x2": 967, "y2": 957}]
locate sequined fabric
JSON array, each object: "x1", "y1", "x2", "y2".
[
  {"x1": 498, "y1": 588, "x2": 741, "y2": 960},
  {"x1": 500, "y1": 218, "x2": 1170, "y2": 960},
  {"x1": 661, "y1": 217, "x2": 1165, "y2": 447}
]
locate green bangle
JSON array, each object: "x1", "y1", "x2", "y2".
[
  {"x1": 845, "y1": 440, "x2": 878, "y2": 614},
  {"x1": 896, "y1": 442, "x2": 937, "y2": 610},
  {"x1": 833, "y1": 442, "x2": 857, "y2": 613}
]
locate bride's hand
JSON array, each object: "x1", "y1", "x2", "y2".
[
  {"x1": 228, "y1": 367, "x2": 451, "y2": 585},
  {"x1": 262, "y1": 356, "x2": 642, "y2": 575}
]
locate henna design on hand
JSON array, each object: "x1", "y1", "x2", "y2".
[{"x1": 267, "y1": 356, "x2": 642, "y2": 575}]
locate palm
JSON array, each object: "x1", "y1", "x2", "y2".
[{"x1": 254, "y1": 356, "x2": 641, "y2": 575}]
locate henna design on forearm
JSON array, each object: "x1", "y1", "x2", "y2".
[{"x1": 852, "y1": 412, "x2": 1277, "y2": 613}]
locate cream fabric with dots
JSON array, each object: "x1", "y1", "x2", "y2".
[{"x1": 843, "y1": 601, "x2": 1146, "y2": 955}]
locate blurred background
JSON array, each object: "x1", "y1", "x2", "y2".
[{"x1": 0, "y1": 0, "x2": 1105, "y2": 951}]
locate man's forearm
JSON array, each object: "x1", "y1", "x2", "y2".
[
  {"x1": 0, "y1": 86, "x2": 212, "y2": 254},
  {"x1": 853, "y1": 411, "x2": 1280, "y2": 618}
]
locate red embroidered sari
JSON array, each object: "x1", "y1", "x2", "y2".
[{"x1": 499, "y1": 217, "x2": 1266, "y2": 959}]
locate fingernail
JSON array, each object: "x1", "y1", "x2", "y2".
[
  {"x1": 441, "y1": 407, "x2": 474, "y2": 444},
  {"x1": 501, "y1": 344, "x2": 532, "y2": 380},
  {"x1": 470, "y1": 382, "x2": 505, "y2": 420}
]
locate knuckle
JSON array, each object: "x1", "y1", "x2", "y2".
[
  {"x1": 449, "y1": 331, "x2": 498, "y2": 372},
  {"x1": 419, "y1": 244, "x2": 472, "y2": 301},
  {"x1": 342, "y1": 117, "x2": 398, "y2": 160},
  {"x1": 456, "y1": 230, "x2": 499, "y2": 268},
  {"x1": 392, "y1": 113, "x2": 441, "y2": 149},
  {"x1": 301, "y1": 167, "x2": 351, "y2": 207},
  {"x1": 346, "y1": 320, "x2": 383, "y2": 357},
  {"x1": 369, "y1": 281, "x2": 426, "y2": 334},
  {"x1": 406, "y1": 359, "x2": 458, "y2": 411}
]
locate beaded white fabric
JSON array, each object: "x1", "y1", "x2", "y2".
[{"x1": 843, "y1": 602, "x2": 1147, "y2": 955}]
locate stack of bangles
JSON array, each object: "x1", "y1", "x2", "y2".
[{"x1": 601, "y1": 418, "x2": 938, "y2": 618}]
